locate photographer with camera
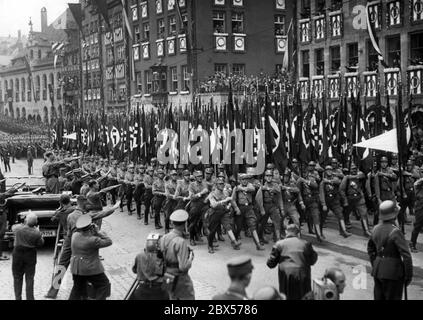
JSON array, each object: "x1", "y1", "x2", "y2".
[
  {"x1": 303, "y1": 268, "x2": 346, "y2": 300},
  {"x1": 130, "y1": 233, "x2": 169, "y2": 300},
  {"x1": 159, "y1": 209, "x2": 195, "y2": 300},
  {"x1": 68, "y1": 215, "x2": 112, "y2": 300}
]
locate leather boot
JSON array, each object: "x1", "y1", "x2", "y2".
[
  {"x1": 314, "y1": 224, "x2": 323, "y2": 242},
  {"x1": 228, "y1": 230, "x2": 241, "y2": 249},
  {"x1": 253, "y1": 230, "x2": 265, "y2": 250},
  {"x1": 362, "y1": 219, "x2": 372, "y2": 237},
  {"x1": 339, "y1": 220, "x2": 352, "y2": 238}
]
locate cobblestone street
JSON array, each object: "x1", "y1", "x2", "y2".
[{"x1": 0, "y1": 159, "x2": 422, "y2": 300}]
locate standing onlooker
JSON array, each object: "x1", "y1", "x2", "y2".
[
  {"x1": 212, "y1": 256, "x2": 254, "y2": 300},
  {"x1": 69, "y1": 215, "x2": 112, "y2": 300},
  {"x1": 11, "y1": 213, "x2": 44, "y2": 300},
  {"x1": 266, "y1": 224, "x2": 318, "y2": 300},
  {"x1": 27, "y1": 146, "x2": 34, "y2": 176},
  {"x1": 3, "y1": 151, "x2": 11, "y2": 173},
  {"x1": 367, "y1": 200, "x2": 413, "y2": 300}
]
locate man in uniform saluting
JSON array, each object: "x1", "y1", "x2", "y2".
[
  {"x1": 163, "y1": 170, "x2": 179, "y2": 233},
  {"x1": 43, "y1": 151, "x2": 74, "y2": 194},
  {"x1": 152, "y1": 169, "x2": 167, "y2": 229},
  {"x1": 133, "y1": 164, "x2": 145, "y2": 220},
  {"x1": 159, "y1": 210, "x2": 195, "y2": 300},
  {"x1": 124, "y1": 164, "x2": 136, "y2": 215},
  {"x1": 107, "y1": 161, "x2": 119, "y2": 205},
  {"x1": 213, "y1": 256, "x2": 253, "y2": 300},
  {"x1": 374, "y1": 156, "x2": 398, "y2": 225},
  {"x1": 367, "y1": 201, "x2": 413, "y2": 300}
]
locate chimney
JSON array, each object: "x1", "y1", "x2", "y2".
[{"x1": 41, "y1": 7, "x2": 47, "y2": 32}]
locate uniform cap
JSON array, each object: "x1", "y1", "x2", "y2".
[
  {"x1": 151, "y1": 158, "x2": 157, "y2": 163},
  {"x1": 246, "y1": 167, "x2": 257, "y2": 176},
  {"x1": 266, "y1": 163, "x2": 275, "y2": 169},
  {"x1": 139, "y1": 164, "x2": 146, "y2": 169},
  {"x1": 218, "y1": 164, "x2": 225, "y2": 169},
  {"x1": 380, "y1": 156, "x2": 389, "y2": 162},
  {"x1": 147, "y1": 166, "x2": 154, "y2": 172},
  {"x1": 292, "y1": 158, "x2": 299, "y2": 163},
  {"x1": 406, "y1": 160, "x2": 413, "y2": 166},
  {"x1": 283, "y1": 168, "x2": 291, "y2": 176},
  {"x1": 205, "y1": 168, "x2": 214, "y2": 174},
  {"x1": 194, "y1": 170, "x2": 203, "y2": 177},
  {"x1": 308, "y1": 161, "x2": 316, "y2": 166},
  {"x1": 216, "y1": 177, "x2": 226, "y2": 184},
  {"x1": 170, "y1": 209, "x2": 189, "y2": 222},
  {"x1": 227, "y1": 256, "x2": 254, "y2": 277},
  {"x1": 76, "y1": 215, "x2": 92, "y2": 230},
  {"x1": 379, "y1": 200, "x2": 398, "y2": 221},
  {"x1": 156, "y1": 169, "x2": 165, "y2": 175},
  {"x1": 239, "y1": 173, "x2": 248, "y2": 180},
  {"x1": 265, "y1": 170, "x2": 274, "y2": 176},
  {"x1": 217, "y1": 172, "x2": 225, "y2": 178},
  {"x1": 331, "y1": 158, "x2": 338, "y2": 163},
  {"x1": 350, "y1": 163, "x2": 357, "y2": 170},
  {"x1": 183, "y1": 170, "x2": 191, "y2": 176},
  {"x1": 391, "y1": 153, "x2": 398, "y2": 159},
  {"x1": 325, "y1": 165, "x2": 333, "y2": 171},
  {"x1": 170, "y1": 170, "x2": 178, "y2": 175}
]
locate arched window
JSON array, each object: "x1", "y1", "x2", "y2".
[
  {"x1": 9, "y1": 79, "x2": 13, "y2": 92},
  {"x1": 16, "y1": 107, "x2": 20, "y2": 119},
  {"x1": 49, "y1": 73, "x2": 54, "y2": 86},
  {"x1": 27, "y1": 77, "x2": 32, "y2": 101},
  {"x1": 22, "y1": 107, "x2": 26, "y2": 120},
  {"x1": 43, "y1": 106, "x2": 49, "y2": 124},
  {"x1": 21, "y1": 77, "x2": 25, "y2": 101},
  {"x1": 38, "y1": 50, "x2": 42, "y2": 59},
  {"x1": 36, "y1": 75, "x2": 40, "y2": 100},
  {"x1": 30, "y1": 49, "x2": 34, "y2": 59},
  {"x1": 42, "y1": 74, "x2": 47, "y2": 100},
  {"x1": 15, "y1": 78, "x2": 19, "y2": 101},
  {"x1": 4, "y1": 79, "x2": 7, "y2": 91}
]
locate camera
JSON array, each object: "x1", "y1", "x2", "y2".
[{"x1": 312, "y1": 278, "x2": 339, "y2": 300}]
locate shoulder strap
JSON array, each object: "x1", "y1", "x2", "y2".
[{"x1": 381, "y1": 225, "x2": 398, "y2": 256}]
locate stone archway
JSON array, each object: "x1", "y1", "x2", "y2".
[
  {"x1": 16, "y1": 107, "x2": 20, "y2": 120},
  {"x1": 21, "y1": 107, "x2": 26, "y2": 120},
  {"x1": 36, "y1": 114, "x2": 42, "y2": 123}
]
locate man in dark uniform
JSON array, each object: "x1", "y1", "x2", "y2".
[
  {"x1": 188, "y1": 170, "x2": 210, "y2": 246},
  {"x1": 320, "y1": 165, "x2": 351, "y2": 238},
  {"x1": 281, "y1": 168, "x2": 301, "y2": 228},
  {"x1": 107, "y1": 161, "x2": 119, "y2": 205},
  {"x1": 143, "y1": 167, "x2": 155, "y2": 225},
  {"x1": 232, "y1": 173, "x2": 264, "y2": 250},
  {"x1": 42, "y1": 152, "x2": 73, "y2": 194},
  {"x1": 297, "y1": 162, "x2": 323, "y2": 241},
  {"x1": 212, "y1": 256, "x2": 253, "y2": 300},
  {"x1": 27, "y1": 146, "x2": 34, "y2": 175},
  {"x1": 397, "y1": 160, "x2": 418, "y2": 232},
  {"x1": 207, "y1": 177, "x2": 239, "y2": 253},
  {"x1": 340, "y1": 163, "x2": 372, "y2": 237},
  {"x1": 374, "y1": 156, "x2": 398, "y2": 225},
  {"x1": 410, "y1": 176, "x2": 423, "y2": 252},
  {"x1": 68, "y1": 215, "x2": 112, "y2": 300},
  {"x1": 367, "y1": 200, "x2": 413, "y2": 300},
  {"x1": 159, "y1": 210, "x2": 195, "y2": 300},
  {"x1": 267, "y1": 224, "x2": 318, "y2": 300},
  {"x1": 152, "y1": 169, "x2": 166, "y2": 229},
  {"x1": 117, "y1": 163, "x2": 127, "y2": 212},
  {"x1": 163, "y1": 170, "x2": 179, "y2": 233},
  {"x1": 174, "y1": 170, "x2": 191, "y2": 210},
  {"x1": 366, "y1": 160, "x2": 379, "y2": 226},
  {"x1": 124, "y1": 164, "x2": 136, "y2": 215},
  {"x1": 133, "y1": 164, "x2": 145, "y2": 220},
  {"x1": 255, "y1": 169, "x2": 285, "y2": 244}
]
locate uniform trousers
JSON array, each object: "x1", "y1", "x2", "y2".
[
  {"x1": 163, "y1": 199, "x2": 177, "y2": 230},
  {"x1": 143, "y1": 189, "x2": 153, "y2": 224},
  {"x1": 234, "y1": 204, "x2": 257, "y2": 240},
  {"x1": 126, "y1": 185, "x2": 134, "y2": 211},
  {"x1": 411, "y1": 209, "x2": 423, "y2": 245},
  {"x1": 134, "y1": 184, "x2": 145, "y2": 218},
  {"x1": 131, "y1": 281, "x2": 169, "y2": 300},
  {"x1": 284, "y1": 202, "x2": 300, "y2": 226},
  {"x1": 398, "y1": 194, "x2": 414, "y2": 227},
  {"x1": 107, "y1": 179, "x2": 119, "y2": 204},
  {"x1": 188, "y1": 201, "x2": 209, "y2": 241},
  {"x1": 344, "y1": 197, "x2": 368, "y2": 223},
  {"x1": 258, "y1": 203, "x2": 281, "y2": 240},
  {"x1": 304, "y1": 198, "x2": 320, "y2": 225},
  {"x1": 373, "y1": 277, "x2": 404, "y2": 300},
  {"x1": 69, "y1": 272, "x2": 111, "y2": 300},
  {"x1": 12, "y1": 246, "x2": 37, "y2": 300},
  {"x1": 152, "y1": 195, "x2": 166, "y2": 226}
]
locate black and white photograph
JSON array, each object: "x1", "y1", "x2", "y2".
[{"x1": 0, "y1": 0, "x2": 422, "y2": 309}]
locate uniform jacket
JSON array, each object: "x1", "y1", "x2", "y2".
[
  {"x1": 255, "y1": 182, "x2": 283, "y2": 215},
  {"x1": 267, "y1": 236, "x2": 318, "y2": 278},
  {"x1": 367, "y1": 223, "x2": 412, "y2": 281},
  {"x1": 339, "y1": 171, "x2": 366, "y2": 206},
  {"x1": 374, "y1": 169, "x2": 398, "y2": 201},
  {"x1": 70, "y1": 229, "x2": 112, "y2": 276},
  {"x1": 319, "y1": 176, "x2": 341, "y2": 206}
]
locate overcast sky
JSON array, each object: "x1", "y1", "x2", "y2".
[{"x1": 0, "y1": 0, "x2": 79, "y2": 38}]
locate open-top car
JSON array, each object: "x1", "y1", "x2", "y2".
[
  {"x1": 6, "y1": 176, "x2": 46, "y2": 193},
  {"x1": 2, "y1": 193, "x2": 76, "y2": 250}
]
